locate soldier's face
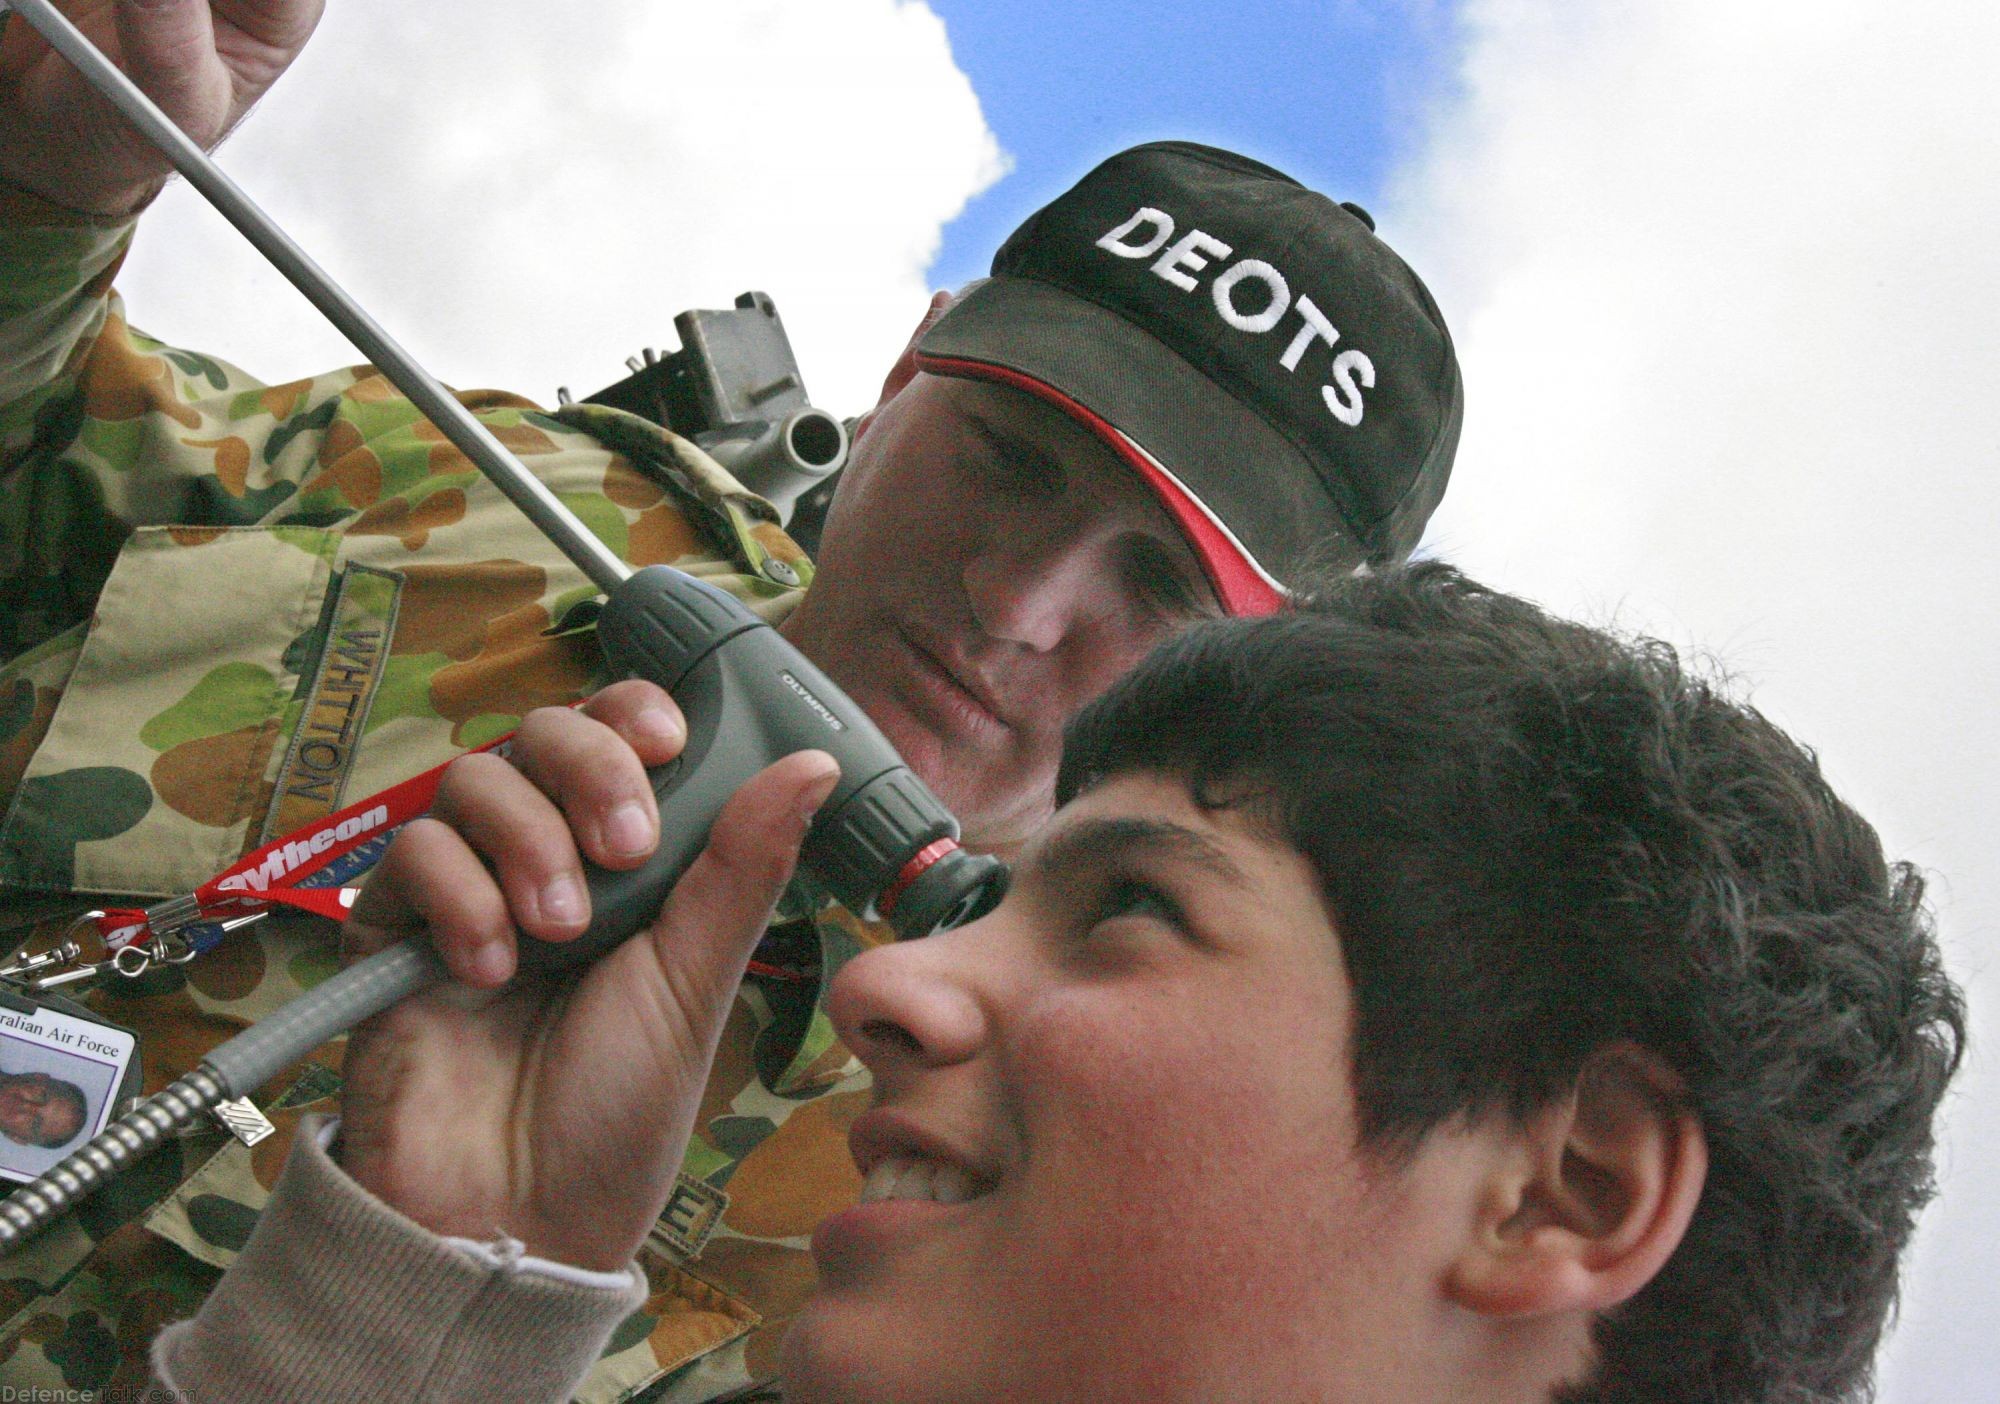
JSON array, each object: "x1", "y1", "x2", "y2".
[
  {"x1": 779, "y1": 374, "x2": 1219, "y2": 855},
  {"x1": 0, "y1": 1072, "x2": 82, "y2": 1149},
  {"x1": 784, "y1": 772, "x2": 1481, "y2": 1402}
]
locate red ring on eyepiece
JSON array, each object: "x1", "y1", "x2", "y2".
[{"x1": 877, "y1": 838, "x2": 960, "y2": 919}]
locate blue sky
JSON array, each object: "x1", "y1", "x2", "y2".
[{"x1": 925, "y1": 0, "x2": 1456, "y2": 287}]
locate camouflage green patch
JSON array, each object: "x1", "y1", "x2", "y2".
[
  {"x1": 678, "y1": 1135, "x2": 732, "y2": 1185},
  {"x1": 75, "y1": 414, "x2": 142, "y2": 464},
  {"x1": 181, "y1": 1195, "x2": 259, "y2": 1255},
  {"x1": 0, "y1": 767, "x2": 152, "y2": 889},
  {"x1": 263, "y1": 396, "x2": 340, "y2": 464},
  {"x1": 269, "y1": 524, "x2": 344, "y2": 555},
  {"x1": 752, "y1": 976, "x2": 824, "y2": 1096},
  {"x1": 0, "y1": 453, "x2": 125, "y2": 661},
  {"x1": 558, "y1": 490, "x2": 631, "y2": 559},
  {"x1": 456, "y1": 712, "x2": 519, "y2": 750},
  {"x1": 374, "y1": 436, "x2": 457, "y2": 497},
  {"x1": 772, "y1": 1009, "x2": 843, "y2": 1097},
  {"x1": 136, "y1": 662, "x2": 284, "y2": 752},
  {"x1": 284, "y1": 944, "x2": 340, "y2": 991},
  {"x1": 29, "y1": 385, "x2": 85, "y2": 458},
  {"x1": 41, "y1": 1310, "x2": 116, "y2": 1390},
  {"x1": 363, "y1": 651, "x2": 451, "y2": 733},
  {"x1": 185, "y1": 473, "x2": 297, "y2": 524},
  {"x1": 548, "y1": 585, "x2": 604, "y2": 633},
  {"x1": 160, "y1": 348, "x2": 228, "y2": 392},
  {"x1": 336, "y1": 395, "x2": 426, "y2": 449},
  {"x1": 706, "y1": 1116, "x2": 778, "y2": 1165}
]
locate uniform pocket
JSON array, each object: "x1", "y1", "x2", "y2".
[
  {"x1": 0, "y1": 523, "x2": 607, "y2": 899},
  {"x1": 0, "y1": 526, "x2": 341, "y2": 897}
]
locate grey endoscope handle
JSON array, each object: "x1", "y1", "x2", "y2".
[{"x1": 204, "y1": 941, "x2": 446, "y2": 1093}]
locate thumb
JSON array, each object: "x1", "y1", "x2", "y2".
[
  {"x1": 642, "y1": 750, "x2": 841, "y2": 994},
  {"x1": 111, "y1": 0, "x2": 231, "y2": 139}
]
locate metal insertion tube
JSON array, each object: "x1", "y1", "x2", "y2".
[
  {"x1": 0, "y1": 941, "x2": 445, "y2": 1253},
  {"x1": 0, "y1": 1066, "x2": 227, "y2": 1250},
  {"x1": 2, "y1": 0, "x2": 631, "y2": 596}
]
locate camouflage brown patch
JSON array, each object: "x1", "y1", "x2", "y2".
[
  {"x1": 301, "y1": 431, "x2": 384, "y2": 509},
  {"x1": 164, "y1": 525, "x2": 227, "y2": 548},
  {"x1": 314, "y1": 414, "x2": 368, "y2": 471},
  {"x1": 149, "y1": 722, "x2": 278, "y2": 828},
  {"x1": 0, "y1": 685, "x2": 57, "y2": 811},
  {"x1": 414, "y1": 415, "x2": 559, "y2": 458},
  {"x1": 346, "y1": 371, "x2": 405, "y2": 404},
  {"x1": 604, "y1": 460, "x2": 669, "y2": 511},
  {"x1": 631, "y1": 503, "x2": 705, "y2": 566},
  {"x1": 180, "y1": 928, "x2": 270, "y2": 1004},
  {"x1": 392, "y1": 559, "x2": 548, "y2": 659},
  {"x1": 180, "y1": 435, "x2": 253, "y2": 495},
  {"x1": 688, "y1": 1238, "x2": 820, "y2": 1381},
  {"x1": 346, "y1": 487, "x2": 468, "y2": 551},
  {"x1": 78, "y1": 312, "x2": 196, "y2": 427},
  {"x1": 719, "y1": 1089, "x2": 869, "y2": 1239},
  {"x1": 428, "y1": 605, "x2": 596, "y2": 734},
  {"x1": 258, "y1": 381, "x2": 312, "y2": 420}
]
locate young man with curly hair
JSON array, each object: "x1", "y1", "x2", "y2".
[{"x1": 155, "y1": 564, "x2": 1964, "y2": 1403}]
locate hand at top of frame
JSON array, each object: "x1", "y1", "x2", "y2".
[{"x1": 1, "y1": 0, "x2": 324, "y2": 216}]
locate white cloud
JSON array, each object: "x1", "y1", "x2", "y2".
[
  {"x1": 119, "y1": 0, "x2": 1006, "y2": 415},
  {"x1": 1389, "y1": 2, "x2": 2000, "y2": 1394}
]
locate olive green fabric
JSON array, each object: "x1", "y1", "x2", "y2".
[{"x1": 0, "y1": 184, "x2": 870, "y2": 1403}]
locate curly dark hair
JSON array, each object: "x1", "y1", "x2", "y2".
[{"x1": 1056, "y1": 562, "x2": 1964, "y2": 1404}]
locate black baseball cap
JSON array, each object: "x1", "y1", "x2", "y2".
[{"x1": 915, "y1": 141, "x2": 1462, "y2": 615}]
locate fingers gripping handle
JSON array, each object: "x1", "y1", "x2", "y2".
[{"x1": 524, "y1": 567, "x2": 1007, "y2": 971}]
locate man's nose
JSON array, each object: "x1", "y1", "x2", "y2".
[{"x1": 962, "y1": 515, "x2": 1115, "y2": 653}]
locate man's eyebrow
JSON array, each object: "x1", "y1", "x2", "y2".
[{"x1": 1030, "y1": 813, "x2": 1252, "y2": 891}]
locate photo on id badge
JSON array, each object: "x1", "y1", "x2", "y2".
[{"x1": 0, "y1": 998, "x2": 137, "y2": 1180}]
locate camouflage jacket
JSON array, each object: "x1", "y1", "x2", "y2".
[{"x1": 0, "y1": 181, "x2": 878, "y2": 1402}]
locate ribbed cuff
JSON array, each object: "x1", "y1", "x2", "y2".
[
  {"x1": 0, "y1": 171, "x2": 147, "y2": 229},
  {"x1": 152, "y1": 1115, "x2": 647, "y2": 1404}
]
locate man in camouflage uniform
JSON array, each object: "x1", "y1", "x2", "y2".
[{"x1": 0, "y1": 2, "x2": 1460, "y2": 1398}]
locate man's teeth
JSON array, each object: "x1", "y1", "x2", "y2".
[{"x1": 859, "y1": 1154, "x2": 981, "y2": 1205}]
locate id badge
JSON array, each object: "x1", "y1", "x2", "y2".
[{"x1": 0, "y1": 988, "x2": 141, "y2": 1185}]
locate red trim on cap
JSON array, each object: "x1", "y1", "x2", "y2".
[
  {"x1": 915, "y1": 353, "x2": 1284, "y2": 617},
  {"x1": 879, "y1": 838, "x2": 961, "y2": 919}
]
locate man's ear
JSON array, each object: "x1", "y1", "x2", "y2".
[
  {"x1": 851, "y1": 290, "x2": 955, "y2": 444},
  {"x1": 1445, "y1": 1043, "x2": 1707, "y2": 1320}
]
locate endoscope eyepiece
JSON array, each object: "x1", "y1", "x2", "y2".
[{"x1": 879, "y1": 840, "x2": 1009, "y2": 941}]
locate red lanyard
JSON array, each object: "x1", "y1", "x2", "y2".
[
  {"x1": 83, "y1": 731, "x2": 809, "y2": 981},
  {"x1": 89, "y1": 734, "x2": 511, "y2": 953}
]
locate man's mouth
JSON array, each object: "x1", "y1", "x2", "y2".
[{"x1": 896, "y1": 628, "x2": 1011, "y2": 733}]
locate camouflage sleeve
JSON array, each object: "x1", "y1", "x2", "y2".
[{"x1": 0, "y1": 181, "x2": 133, "y2": 462}]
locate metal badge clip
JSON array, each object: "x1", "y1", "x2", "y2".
[
  {"x1": 212, "y1": 1097, "x2": 277, "y2": 1147},
  {"x1": 0, "y1": 940, "x2": 83, "y2": 985}
]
